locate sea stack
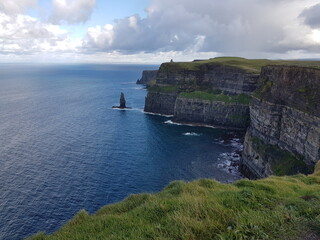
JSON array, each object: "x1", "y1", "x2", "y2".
[
  {"x1": 120, "y1": 92, "x2": 126, "y2": 108},
  {"x1": 113, "y1": 92, "x2": 129, "y2": 109}
]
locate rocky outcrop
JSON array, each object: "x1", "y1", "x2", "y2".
[
  {"x1": 144, "y1": 60, "x2": 258, "y2": 124},
  {"x1": 144, "y1": 91, "x2": 178, "y2": 116},
  {"x1": 241, "y1": 66, "x2": 320, "y2": 178},
  {"x1": 157, "y1": 63, "x2": 259, "y2": 94},
  {"x1": 174, "y1": 97, "x2": 250, "y2": 129},
  {"x1": 137, "y1": 70, "x2": 158, "y2": 85}
]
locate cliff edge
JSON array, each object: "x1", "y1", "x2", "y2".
[
  {"x1": 137, "y1": 70, "x2": 158, "y2": 85},
  {"x1": 241, "y1": 65, "x2": 320, "y2": 178},
  {"x1": 144, "y1": 57, "x2": 262, "y2": 128}
]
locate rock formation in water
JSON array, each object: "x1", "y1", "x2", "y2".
[
  {"x1": 136, "y1": 70, "x2": 158, "y2": 85},
  {"x1": 113, "y1": 92, "x2": 129, "y2": 109},
  {"x1": 120, "y1": 92, "x2": 126, "y2": 108}
]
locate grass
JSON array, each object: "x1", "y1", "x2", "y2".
[
  {"x1": 147, "y1": 84, "x2": 178, "y2": 93},
  {"x1": 160, "y1": 57, "x2": 320, "y2": 74},
  {"x1": 28, "y1": 162, "x2": 320, "y2": 240},
  {"x1": 251, "y1": 136, "x2": 314, "y2": 176},
  {"x1": 179, "y1": 91, "x2": 252, "y2": 105}
]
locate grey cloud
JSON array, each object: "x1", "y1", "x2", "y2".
[
  {"x1": 300, "y1": 3, "x2": 320, "y2": 28},
  {"x1": 0, "y1": 0, "x2": 37, "y2": 14},
  {"x1": 84, "y1": 0, "x2": 315, "y2": 56},
  {"x1": 50, "y1": 0, "x2": 96, "y2": 24}
]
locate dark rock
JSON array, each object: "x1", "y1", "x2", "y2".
[
  {"x1": 144, "y1": 91, "x2": 178, "y2": 115},
  {"x1": 173, "y1": 97, "x2": 250, "y2": 129},
  {"x1": 120, "y1": 92, "x2": 126, "y2": 108},
  {"x1": 113, "y1": 92, "x2": 131, "y2": 109},
  {"x1": 156, "y1": 63, "x2": 259, "y2": 95},
  {"x1": 241, "y1": 66, "x2": 320, "y2": 178},
  {"x1": 136, "y1": 70, "x2": 158, "y2": 85}
]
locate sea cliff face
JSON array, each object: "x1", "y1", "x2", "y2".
[
  {"x1": 174, "y1": 97, "x2": 250, "y2": 129},
  {"x1": 144, "y1": 59, "x2": 258, "y2": 128},
  {"x1": 136, "y1": 70, "x2": 158, "y2": 85},
  {"x1": 143, "y1": 59, "x2": 320, "y2": 177},
  {"x1": 241, "y1": 66, "x2": 320, "y2": 178},
  {"x1": 144, "y1": 91, "x2": 178, "y2": 115},
  {"x1": 156, "y1": 63, "x2": 259, "y2": 94}
]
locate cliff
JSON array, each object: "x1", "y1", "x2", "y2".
[
  {"x1": 241, "y1": 66, "x2": 320, "y2": 178},
  {"x1": 174, "y1": 93, "x2": 250, "y2": 129},
  {"x1": 136, "y1": 70, "x2": 158, "y2": 85},
  {"x1": 29, "y1": 162, "x2": 320, "y2": 240},
  {"x1": 144, "y1": 57, "x2": 261, "y2": 128},
  {"x1": 156, "y1": 62, "x2": 260, "y2": 94},
  {"x1": 144, "y1": 91, "x2": 178, "y2": 116}
]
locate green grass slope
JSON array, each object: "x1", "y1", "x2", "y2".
[
  {"x1": 29, "y1": 162, "x2": 320, "y2": 240},
  {"x1": 160, "y1": 57, "x2": 320, "y2": 74},
  {"x1": 179, "y1": 91, "x2": 252, "y2": 105}
]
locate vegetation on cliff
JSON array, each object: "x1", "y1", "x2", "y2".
[
  {"x1": 147, "y1": 84, "x2": 178, "y2": 93},
  {"x1": 179, "y1": 91, "x2": 251, "y2": 105},
  {"x1": 160, "y1": 57, "x2": 320, "y2": 74},
  {"x1": 29, "y1": 163, "x2": 320, "y2": 240},
  {"x1": 251, "y1": 136, "x2": 314, "y2": 176},
  {"x1": 253, "y1": 65, "x2": 320, "y2": 117}
]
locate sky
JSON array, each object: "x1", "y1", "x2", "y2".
[{"x1": 1, "y1": 0, "x2": 320, "y2": 63}]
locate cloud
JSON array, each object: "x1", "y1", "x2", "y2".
[
  {"x1": 300, "y1": 3, "x2": 320, "y2": 29},
  {"x1": 0, "y1": 0, "x2": 37, "y2": 14},
  {"x1": 50, "y1": 0, "x2": 96, "y2": 24},
  {"x1": 83, "y1": 0, "x2": 320, "y2": 57},
  {"x1": 0, "y1": 12, "x2": 81, "y2": 54}
]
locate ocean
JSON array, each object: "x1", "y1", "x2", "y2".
[{"x1": 0, "y1": 64, "x2": 243, "y2": 240}]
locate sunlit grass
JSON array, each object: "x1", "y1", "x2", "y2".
[
  {"x1": 160, "y1": 57, "x2": 320, "y2": 74},
  {"x1": 28, "y1": 162, "x2": 320, "y2": 240}
]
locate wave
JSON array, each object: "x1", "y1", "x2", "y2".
[
  {"x1": 164, "y1": 120, "x2": 217, "y2": 129},
  {"x1": 217, "y1": 137, "x2": 244, "y2": 177},
  {"x1": 112, "y1": 107, "x2": 144, "y2": 112},
  {"x1": 144, "y1": 112, "x2": 174, "y2": 117},
  {"x1": 120, "y1": 82, "x2": 136, "y2": 85},
  {"x1": 183, "y1": 132, "x2": 202, "y2": 136},
  {"x1": 164, "y1": 120, "x2": 183, "y2": 125}
]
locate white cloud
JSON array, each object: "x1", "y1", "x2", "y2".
[
  {"x1": 0, "y1": 0, "x2": 37, "y2": 14},
  {"x1": 50, "y1": 0, "x2": 96, "y2": 24},
  {"x1": 0, "y1": 12, "x2": 81, "y2": 54}
]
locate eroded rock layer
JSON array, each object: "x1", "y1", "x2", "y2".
[
  {"x1": 174, "y1": 97, "x2": 250, "y2": 129},
  {"x1": 241, "y1": 66, "x2": 320, "y2": 178}
]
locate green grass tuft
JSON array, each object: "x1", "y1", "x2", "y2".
[
  {"x1": 27, "y1": 167, "x2": 320, "y2": 240},
  {"x1": 179, "y1": 91, "x2": 252, "y2": 105},
  {"x1": 251, "y1": 136, "x2": 314, "y2": 176},
  {"x1": 147, "y1": 84, "x2": 178, "y2": 93},
  {"x1": 160, "y1": 57, "x2": 320, "y2": 74}
]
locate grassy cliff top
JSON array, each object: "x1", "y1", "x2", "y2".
[
  {"x1": 29, "y1": 162, "x2": 320, "y2": 240},
  {"x1": 160, "y1": 57, "x2": 320, "y2": 74}
]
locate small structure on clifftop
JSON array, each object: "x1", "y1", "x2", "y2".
[{"x1": 113, "y1": 92, "x2": 131, "y2": 109}]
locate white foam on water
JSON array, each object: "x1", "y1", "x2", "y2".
[
  {"x1": 217, "y1": 137, "x2": 244, "y2": 177},
  {"x1": 144, "y1": 112, "x2": 174, "y2": 117},
  {"x1": 183, "y1": 132, "x2": 202, "y2": 136},
  {"x1": 164, "y1": 120, "x2": 182, "y2": 125},
  {"x1": 163, "y1": 120, "x2": 217, "y2": 129}
]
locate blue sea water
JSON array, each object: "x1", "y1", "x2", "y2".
[{"x1": 0, "y1": 64, "x2": 244, "y2": 240}]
